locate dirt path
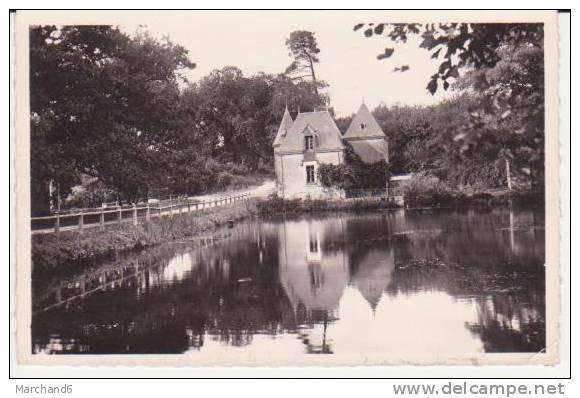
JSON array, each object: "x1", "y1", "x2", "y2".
[{"x1": 187, "y1": 179, "x2": 276, "y2": 201}]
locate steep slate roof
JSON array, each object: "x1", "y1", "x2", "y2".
[
  {"x1": 273, "y1": 107, "x2": 294, "y2": 148},
  {"x1": 348, "y1": 140, "x2": 389, "y2": 163},
  {"x1": 277, "y1": 111, "x2": 344, "y2": 153},
  {"x1": 344, "y1": 103, "x2": 386, "y2": 140},
  {"x1": 280, "y1": 261, "x2": 348, "y2": 312},
  {"x1": 350, "y1": 249, "x2": 394, "y2": 311}
]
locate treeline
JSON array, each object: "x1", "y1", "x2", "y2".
[
  {"x1": 373, "y1": 95, "x2": 509, "y2": 188},
  {"x1": 30, "y1": 26, "x2": 326, "y2": 214},
  {"x1": 345, "y1": 22, "x2": 545, "y2": 194},
  {"x1": 30, "y1": 24, "x2": 544, "y2": 215},
  {"x1": 336, "y1": 41, "x2": 544, "y2": 192}
]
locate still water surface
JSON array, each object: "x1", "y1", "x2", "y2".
[{"x1": 32, "y1": 208, "x2": 545, "y2": 360}]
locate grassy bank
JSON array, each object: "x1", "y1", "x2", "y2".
[
  {"x1": 32, "y1": 202, "x2": 254, "y2": 274},
  {"x1": 254, "y1": 196, "x2": 400, "y2": 216}
]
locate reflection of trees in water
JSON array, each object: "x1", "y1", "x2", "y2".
[
  {"x1": 328, "y1": 208, "x2": 546, "y2": 353},
  {"x1": 392, "y1": 211, "x2": 544, "y2": 270},
  {"x1": 385, "y1": 209, "x2": 545, "y2": 353},
  {"x1": 465, "y1": 293, "x2": 545, "y2": 352},
  {"x1": 32, "y1": 226, "x2": 299, "y2": 354},
  {"x1": 32, "y1": 209, "x2": 547, "y2": 354}
]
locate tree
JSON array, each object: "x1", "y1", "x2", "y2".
[
  {"x1": 355, "y1": 23, "x2": 543, "y2": 95},
  {"x1": 335, "y1": 114, "x2": 354, "y2": 135},
  {"x1": 355, "y1": 22, "x2": 545, "y2": 190},
  {"x1": 30, "y1": 25, "x2": 195, "y2": 213},
  {"x1": 181, "y1": 68, "x2": 327, "y2": 172},
  {"x1": 453, "y1": 44, "x2": 545, "y2": 189},
  {"x1": 371, "y1": 94, "x2": 511, "y2": 188},
  {"x1": 285, "y1": 30, "x2": 323, "y2": 95}
]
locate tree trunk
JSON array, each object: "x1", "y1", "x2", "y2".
[{"x1": 308, "y1": 57, "x2": 318, "y2": 95}]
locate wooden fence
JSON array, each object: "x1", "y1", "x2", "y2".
[{"x1": 31, "y1": 193, "x2": 251, "y2": 235}]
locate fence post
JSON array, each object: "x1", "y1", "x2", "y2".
[
  {"x1": 117, "y1": 206, "x2": 122, "y2": 224},
  {"x1": 187, "y1": 200, "x2": 191, "y2": 213},
  {"x1": 133, "y1": 203, "x2": 138, "y2": 226},
  {"x1": 146, "y1": 203, "x2": 151, "y2": 221},
  {"x1": 100, "y1": 208, "x2": 105, "y2": 231},
  {"x1": 54, "y1": 211, "x2": 60, "y2": 234},
  {"x1": 178, "y1": 200, "x2": 182, "y2": 216},
  {"x1": 78, "y1": 210, "x2": 84, "y2": 230}
]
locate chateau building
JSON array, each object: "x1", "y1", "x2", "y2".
[{"x1": 273, "y1": 103, "x2": 388, "y2": 198}]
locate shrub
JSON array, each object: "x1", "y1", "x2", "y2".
[
  {"x1": 402, "y1": 175, "x2": 452, "y2": 196},
  {"x1": 318, "y1": 142, "x2": 390, "y2": 190},
  {"x1": 401, "y1": 175, "x2": 467, "y2": 207},
  {"x1": 318, "y1": 163, "x2": 356, "y2": 189}
]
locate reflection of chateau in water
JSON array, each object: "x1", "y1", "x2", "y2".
[
  {"x1": 278, "y1": 219, "x2": 347, "y2": 315},
  {"x1": 32, "y1": 208, "x2": 546, "y2": 356},
  {"x1": 277, "y1": 218, "x2": 396, "y2": 316},
  {"x1": 276, "y1": 218, "x2": 397, "y2": 353},
  {"x1": 350, "y1": 249, "x2": 394, "y2": 311}
]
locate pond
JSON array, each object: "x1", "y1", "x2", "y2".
[{"x1": 31, "y1": 207, "x2": 545, "y2": 361}]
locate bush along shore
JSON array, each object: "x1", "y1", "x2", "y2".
[
  {"x1": 32, "y1": 202, "x2": 255, "y2": 275},
  {"x1": 253, "y1": 189, "x2": 543, "y2": 217}
]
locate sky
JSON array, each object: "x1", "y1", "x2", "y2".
[{"x1": 121, "y1": 11, "x2": 453, "y2": 117}]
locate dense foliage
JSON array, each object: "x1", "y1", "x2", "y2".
[
  {"x1": 354, "y1": 22, "x2": 545, "y2": 191},
  {"x1": 30, "y1": 26, "x2": 194, "y2": 213},
  {"x1": 372, "y1": 94, "x2": 509, "y2": 188},
  {"x1": 318, "y1": 142, "x2": 390, "y2": 190},
  {"x1": 30, "y1": 23, "x2": 545, "y2": 215},
  {"x1": 30, "y1": 26, "x2": 326, "y2": 214}
]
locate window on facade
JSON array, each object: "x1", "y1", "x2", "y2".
[
  {"x1": 360, "y1": 122, "x2": 366, "y2": 130},
  {"x1": 305, "y1": 135, "x2": 314, "y2": 150},
  {"x1": 306, "y1": 165, "x2": 316, "y2": 184},
  {"x1": 308, "y1": 263, "x2": 322, "y2": 289},
  {"x1": 309, "y1": 235, "x2": 319, "y2": 253}
]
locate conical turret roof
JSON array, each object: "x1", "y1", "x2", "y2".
[
  {"x1": 344, "y1": 103, "x2": 385, "y2": 140},
  {"x1": 273, "y1": 107, "x2": 294, "y2": 147},
  {"x1": 351, "y1": 249, "x2": 394, "y2": 311}
]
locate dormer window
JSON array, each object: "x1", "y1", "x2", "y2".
[{"x1": 305, "y1": 135, "x2": 314, "y2": 150}]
